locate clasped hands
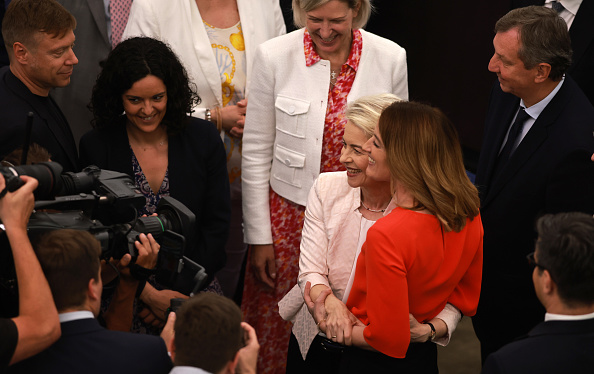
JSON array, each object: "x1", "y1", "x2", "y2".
[
  {"x1": 303, "y1": 281, "x2": 434, "y2": 346},
  {"x1": 303, "y1": 281, "x2": 362, "y2": 346}
]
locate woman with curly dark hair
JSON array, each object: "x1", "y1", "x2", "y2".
[{"x1": 79, "y1": 37, "x2": 231, "y2": 332}]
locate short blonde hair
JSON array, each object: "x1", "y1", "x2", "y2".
[
  {"x1": 379, "y1": 101, "x2": 480, "y2": 232},
  {"x1": 292, "y1": 0, "x2": 373, "y2": 29},
  {"x1": 345, "y1": 93, "x2": 401, "y2": 138}
]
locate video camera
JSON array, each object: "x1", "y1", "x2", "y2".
[{"x1": 0, "y1": 162, "x2": 208, "y2": 317}]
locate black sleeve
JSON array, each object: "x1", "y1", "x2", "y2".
[{"x1": 0, "y1": 318, "x2": 18, "y2": 370}]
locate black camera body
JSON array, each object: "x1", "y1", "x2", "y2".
[{"x1": 0, "y1": 162, "x2": 208, "y2": 318}]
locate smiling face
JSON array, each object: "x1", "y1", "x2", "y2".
[
  {"x1": 25, "y1": 30, "x2": 78, "y2": 95},
  {"x1": 488, "y1": 28, "x2": 537, "y2": 99},
  {"x1": 122, "y1": 74, "x2": 168, "y2": 134},
  {"x1": 305, "y1": 0, "x2": 358, "y2": 59},
  {"x1": 339, "y1": 121, "x2": 370, "y2": 188},
  {"x1": 362, "y1": 125, "x2": 391, "y2": 183}
]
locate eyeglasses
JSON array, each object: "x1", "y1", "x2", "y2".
[{"x1": 526, "y1": 251, "x2": 547, "y2": 271}]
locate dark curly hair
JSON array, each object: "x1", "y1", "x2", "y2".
[{"x1": 89, "y1": 36, "x2": 200, "y2": 133}]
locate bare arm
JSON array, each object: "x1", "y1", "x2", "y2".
[
  {"x1": 1, "y1": 176, "x2": 60, "y2": 364},
  {"x1": 103, "y1": 233, "x2": 160, "y2": 331}
]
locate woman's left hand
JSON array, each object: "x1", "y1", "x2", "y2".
[
  {"x1": 324, "y1": 294, "x2": 359, "y2": 346},
  {"x1": 409, "y1": 313, "x2": 431, "y2": 343},
  {"x1": 221, "y1": 99, "x2": 247, "y2": 138}
]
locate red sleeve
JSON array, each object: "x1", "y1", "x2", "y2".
[{"x1": 448, "y1": 215, "x2": 484, "y2": 316}]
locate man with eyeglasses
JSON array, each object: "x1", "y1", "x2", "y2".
[{"x1": 482, "y1": 212, "x2": 594, "y2": 374}]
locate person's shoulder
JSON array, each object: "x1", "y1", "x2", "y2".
[
  {"x1": 314, "y1": 171, "x2": 354, "y2": 200},
  {"x1": 181, "y1": 116, "x2": 220, "y2": 139},
  {"x1": 359, "y1": 29, "x2": 406, "y2": 54},
  {"x1": 258, "y1": 28, "x2": 304, "y2": 53},
  {"x1": 80, "y1": 125, "x2": 122, "y2": 144}
]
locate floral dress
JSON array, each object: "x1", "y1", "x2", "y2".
[{"x1": 241, "y1": 29, "x2": 363, "y2": 374}]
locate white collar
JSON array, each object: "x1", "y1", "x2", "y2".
[
  {"x1": 59, "y1": 310, "x2": 94, "y2": 323},
  {"x1": 545, "y1": 0, "x2": 583, "y2": 16},
  {"x1": 521, "y1": 76, "x2": 565, "y2": 118},
  {"x1": 545, "y1": 310, "x2": 594, "y2": 322}
]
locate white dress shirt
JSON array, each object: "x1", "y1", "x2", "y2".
[{"x1": 544, "y1": 0, "x2": 583, "y2": 29}]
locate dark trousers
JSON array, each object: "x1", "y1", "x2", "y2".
[{"x1": 286, "y1": 331, "x2": 438, "y2": 374}]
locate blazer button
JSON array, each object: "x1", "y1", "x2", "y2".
[
  {"x1": 289, "y1": 105, "x2": 296, "y2": 114},
  {"x1": 285, "y1": 158, "x2": 291, "y2": 166}
]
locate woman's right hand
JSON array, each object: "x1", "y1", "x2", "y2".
[
  {"x1": 140, "y1": 283, "x2": 189, "y2": 320},
  {"x1": 324, "y1": 293, "x2": 359, "y2": 345},
  {"x1": 250, "y1": 244, "x2": 276, "y2": 288}
]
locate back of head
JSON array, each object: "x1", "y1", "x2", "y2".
[
  {"x1": 2, "y1": 0, "x2": 76, "y2": 57},
  {"x1": 379, "y1": 101, "x2": 480, "y2": 232},
  {"x1": 35, "y1": 229, "x2": 101, "y2": 312},
  {"x1": 292, "y1": 0, "x2": 373, "y2": 29},
  {"x1": 345, "y1": 93, "x2": 401, "y2": 138},
  {"x1": 90, "y1": 36, "x2": 199, "y2": 131},
  {"x1": 536, "y1": 212, "x2": 594, "y2": 308},
  {"x1": 495, "y1": 6, "x2": 571, "y2": 80},
  {"x1": 1, "y1": 143, "x2": 51, "y2": 166},
  {"x1": 174, "y1": 293, "x2": 242, "y2": 372}
]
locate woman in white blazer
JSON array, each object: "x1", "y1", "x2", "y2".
[
  {"x1": 122, "y1": 0, "x2": 286, "y2": 301},
  {"x1": 278, "y1": 94, "x2": 461, "y2": 373},
  {"x1": 241, "y1": 0, "x2": 408, "y2": 372}
]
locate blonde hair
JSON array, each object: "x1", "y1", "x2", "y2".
[
  {"x1": 379, "y1": 101, "x2": 480, "y2": 232},
  {"x1": 292, "y1": 0, "x2": 373, "y2": 29},
  {"x1": 345, "y1": 93, "x2": 401, "y2": 137}
]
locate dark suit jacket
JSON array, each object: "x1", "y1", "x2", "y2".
[
  {"x1": 511, "y1": 0, "x2": 594, "y2": 105},
  {"x1": 0, "y1": 67, "x2": 78, "y2": 172},
  {"x1": 53, "y1": 0, "x2": 112, "y2": 146},
  {"x1": 481, "y1": 318, "x2": 594, "y2": 374},
  {"x1": 8, "y1": 317, "x2": 172, "y2": 374},
  {"x1": 79, "y1": 117, "x2": 231, "y2": 281},
  {"x1": 473, "y1": 76, "x2": 594, "y2": 357}
]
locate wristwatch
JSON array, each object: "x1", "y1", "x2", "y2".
[{"x1": 426, "y1": 322, "x2": 436, "y2": 342}]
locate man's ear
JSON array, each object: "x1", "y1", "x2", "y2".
[
  {"x1": 534, "y1": 63, "x2": 552, "y2": 83},
  {"x1": 225, "y1": 351, "x2": 241, "y2": 374},
  {"x1": 87, "y1": 278, "x2": 101, "y2": 301},
  {"x1": 542, "y1": 269, "x2": 556, "y2": 296},
  {"x1": 170, "y1": 337, "x2": 176, "y2": 363},
  {"x1": 12, "y1": 42, "x2": 29, "y2": 64}
]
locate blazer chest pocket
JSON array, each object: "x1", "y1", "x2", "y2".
[
  {"x1": 272, "y1": 145, "x2": 305, "y2": 187},
  {"x1": 275, "y1": 95, "x2": 310, "y2": 139}
]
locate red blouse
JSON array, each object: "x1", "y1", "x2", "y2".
[{"x1": 346, "y1": 208, "x2": 484, "y2": 358}]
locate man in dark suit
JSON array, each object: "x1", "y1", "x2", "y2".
[
  {"x1": 8, "y1": 229, "x2": 172, "y2": 374},
  {"x1": 53, "y1": 0, "x2": 113, "y2": 146},
  {"x1": 170, "y1": 293, "x2": 260, "y2": 374},
  {"x1": 482, "y1": 212, "x2": 594, "y2": 374},
  {"x1": 0, "y1": 0, "x2": 79, "y2": 172},
  {"x1": 512, "y1": 0, "x2": 594, "y2": 106},
  {"x1": 472, "y1": 6, "x2": 594, "y2": 363}
]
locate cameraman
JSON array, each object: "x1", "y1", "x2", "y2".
[
  {"x1": 0, "y1": 174, "x2": 60, "y2": 369},
  {"x1": 8, "y1": 229, "x2": 172, "y2": 374}
]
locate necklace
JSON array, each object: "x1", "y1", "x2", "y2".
[
  {"x1": 360, "y1": 200, "x2": 388, "y2": 213},
  {"x1": 330, "y1": 70, "x2": 338, "y2": 86},
  {"x1": 131, "y1": 139, "x2": 166, "y2": 152}
]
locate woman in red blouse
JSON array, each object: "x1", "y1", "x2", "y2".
[
  {"x1": 241, "y1": 0, "x2": 408, "y2": 372},
  {"x1": 309, "y1": 101, "x2": 483, "y2": 373}
]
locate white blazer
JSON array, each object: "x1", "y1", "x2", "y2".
[
  {"x1": 122, "y1": 0, "x2": 286, "y2": 119},
  {"x1": 242, "y1": 28, "x2": 408, "y2": 244}
]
